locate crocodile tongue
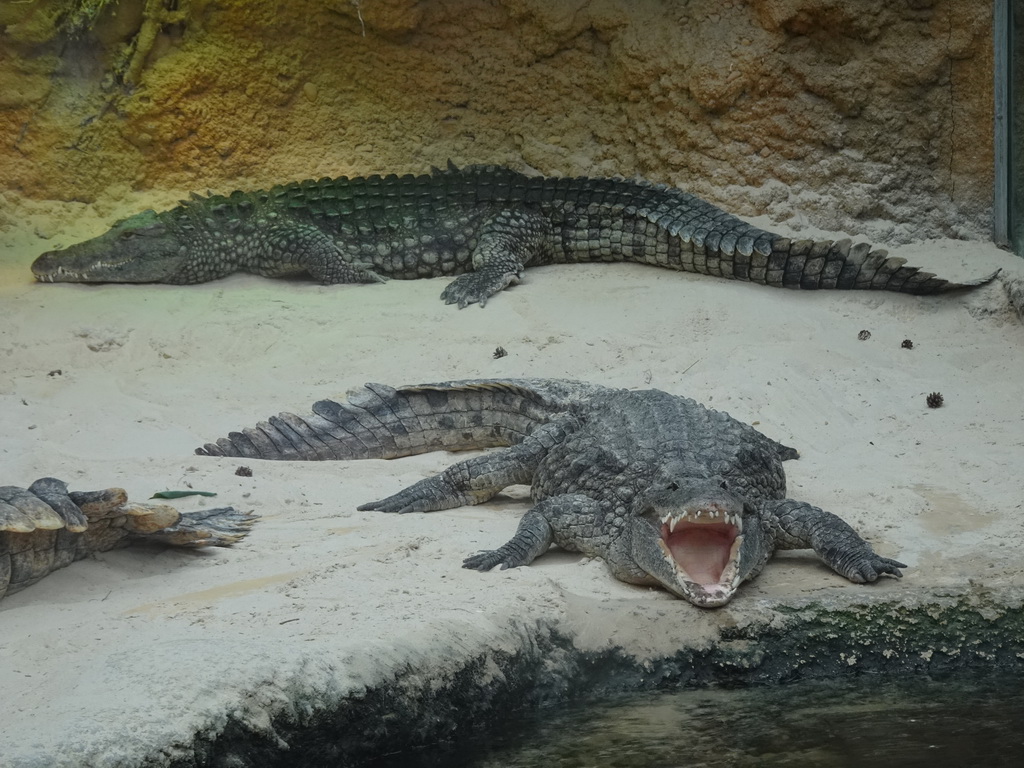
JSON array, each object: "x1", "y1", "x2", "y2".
[
  {"x1": 658, "y1": 508, "x2": 743, "y2": 605},
  {"x1": 665, "y1": 521, "x2": 736, "y2": 584}
]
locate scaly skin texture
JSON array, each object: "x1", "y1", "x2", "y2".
[
  {"x1": 32, "y1": 164, "x2": 995, "y2": 307},
  {"x1": 0, "y1": 478, "x2": 256, "y2": 600},
  {"x1": 196, "y1": 379, "x2": 904, "y2": 607}
]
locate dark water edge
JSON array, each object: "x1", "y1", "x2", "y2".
[
  {"x1": 369, "y1": 671, "x2": 1024, "y2": 768},
  {"x1": 183, "y1": 597, "x2": 1024, "y2": 768}
]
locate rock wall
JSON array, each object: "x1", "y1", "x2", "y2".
[{"x1": 0, "y1": 0, "x2": 995, "y2": 241}]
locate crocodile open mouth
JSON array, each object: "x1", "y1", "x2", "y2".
[{"x1": 658, "y1": 506, "x2": 742, "y2": 604}]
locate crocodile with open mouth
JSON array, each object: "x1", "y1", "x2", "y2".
[{"x1": 196, "y1": 379, "x2": 903, "y2": 607}]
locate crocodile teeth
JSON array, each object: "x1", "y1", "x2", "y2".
[{"x1": 659, "y1": 507, "x2": 742, "y2": 531}]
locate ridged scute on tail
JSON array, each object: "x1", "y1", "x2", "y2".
[
  {"x1": 760, "y1": 237, "x2": 1000, "y2": 294},
  {"x1": 1, "y1": 480, "x2": 87, "y2": 534},
  {"x1": 626, "y1": 184, "x2": 776, "y2": 259},
  {"x1": 1, "y1": 478, "x2": 255, "y2": 599},
  {"x1": 195, "y1": 379, "x2": 597, "y2": 462},
  {"x1": 612, "y1": 182, "x2": 995, "y2": 294}
]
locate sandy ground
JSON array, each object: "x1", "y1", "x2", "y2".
[{"x1": 1, "y1": 200, "x2": 1023, "y2": 766}]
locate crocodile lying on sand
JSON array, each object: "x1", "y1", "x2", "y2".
[
  {"x1": 33, "y1": 164, "x2": 994, "y2": 308},
  {"x1": 0, "y1": 478, "x2": 255, "y2": 600},
  {"x1": 196, "y1": 379, "x2": 904, "y2": 607}
]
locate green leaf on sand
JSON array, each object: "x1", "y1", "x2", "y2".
[{"x1": 150, "y1": 490, "x2": 218, "y2": 499}]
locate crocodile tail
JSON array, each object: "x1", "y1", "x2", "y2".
[
  {"x1": 607, "y1": 184, "x2": 993, "y2": 295},
  {"x1": 195, "y1": 379, "x2": 577, "y2": 461},
  {"x1": 752, "y1": 237, "x2": 999, "y2": 294},
  {"x1": 1, "y1": 479, "x2": 255, "y2": 599}
]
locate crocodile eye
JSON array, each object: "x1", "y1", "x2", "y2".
[
  {"x1": 720, "y1": 480, "x2": 729, "y2": 490},
  {"x1": 666, "y1": 481, "x2": 679, "y2": 491}
]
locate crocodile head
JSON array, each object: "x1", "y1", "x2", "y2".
[
  {"x1": 32, "y1": 210, "x2": 188, "y2": 283},
  {"x1": 629, "y1": 479, "x2": 771, "y2": 607}
]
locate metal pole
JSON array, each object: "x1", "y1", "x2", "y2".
[{"x1": 994, "y1": 0, "x2": 1010, "y2": 246}]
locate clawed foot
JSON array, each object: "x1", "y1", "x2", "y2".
[
  {"x1": 462, "y1": 509, "x2": 553, "y2": 571},
  {"x1": 463, "y1": 547, "x2": 527, "y2": 571},
  {"x1": 440, "y1": 270, "x2": 522, "y2": 308},
  {"x1": 844, "y1": 555, "x2": 906, "y2": 583},
  {"x1": 357, "y1": 492, "x2": 437, "y2": 514},
  {"x1": 160, "y1": 507, "x2": 258, "y2": 546},
  {"x1": 350, "y1": 262, "x2": 388, "y2": 284},
  {"x1": 357, "y1": 477, "x2": 467, "y2": 514},
  {"x1": 323, "y1": 261, "x2": 386, "y2": 285}
]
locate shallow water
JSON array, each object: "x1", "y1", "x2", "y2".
[{"x1": 376, "y1": 673, "x2": 1024, "y2": 768}]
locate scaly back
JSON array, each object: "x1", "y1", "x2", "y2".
[{"x1": 196, "y1": 379, "x2": 607, "y2": 461}]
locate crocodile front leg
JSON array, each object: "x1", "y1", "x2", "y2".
[
  {"x1": 262, "y1": 222, "x2": 386, "y2": 284},
  {"x1": 440, "y1": 209, "x2": 554, "y2": 308},
  {"x1": 760, "y1": 499, "x2": 906, "y2": 583},
  {"x1": 463, "y1": 493, "x2": 603, "y2": 570}
]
